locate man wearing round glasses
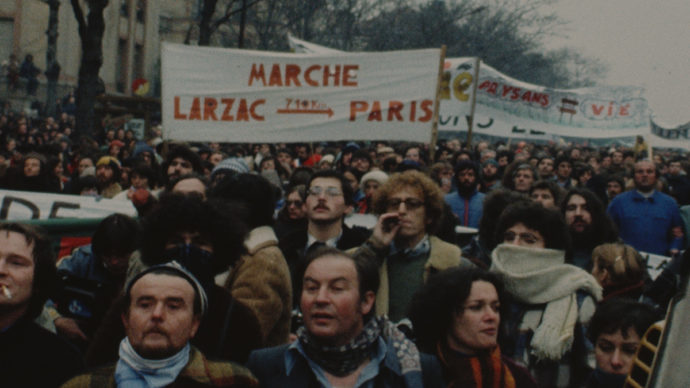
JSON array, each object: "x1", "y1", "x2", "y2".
[{"x1": 354, "y1": 170, "x2": 471, "y2": 322}]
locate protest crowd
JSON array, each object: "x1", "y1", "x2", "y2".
[{"x1": 1, "y1": 94, "x2": 688, "y2": 388}]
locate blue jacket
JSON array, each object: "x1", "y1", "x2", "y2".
[
  {"x1": 247, "y1": 343, "x2": 445, "y2": 388},
  {"x1": 57, "y1": 245, "x2": 113, "y2": 284},
  {"x1": 444, "y1": 190, "x2": 485, "y2": 228},
  {"x1": 607, "y1": 190, "x2": 683, "y2": 255}
]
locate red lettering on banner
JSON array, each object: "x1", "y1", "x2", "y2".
[
  {"x1": 204, "y1": 98, "x2": 218, "y2": 120},
  {"x1": 221, "y1": 99, "x2": 234, "y2": 121},
  {"x1": 349, "y1": 100, "x2": 433, "y2": 122},
  {"x1": 250, "y1": 99, "x2": 266, "y2": 121},
  {"x1": 418, "y1": 100, "x2": 433, "y2": 122},
  {"x1": 589, "y1": 102, "x2": 631, "y2": 118},
  {"x1": 269, "y1": 64, "x2": 283, "y2": 86},
  {"x1": 285, "y1": 64, "x2": 301, "y2": 87},
  {"x1": 409, "y1": 101, "x2": 417, "y2": 121},
  {"x1": 323, "y1": 65, "x2": 340, "y2": 86},
  {"x1": 368, "y1": 101, "x2": 382, "y2": 121},
  {"x1": 350, "y1": 101, "x2": 369, "y2": 121},
  {"x1": 305, "y1": 65, "x2": 320, "y2": 86},
  {"x1": 189, "y1": 98, "x2": 202, "y2": 120},
  {"x1": 174, "y1": 97, "x2": 264, "y2": 121},
  {"x1": 343, "y1": 65, "x2": 358, "y2": 86},
  {"x1": 248, "y1": 64, "x2": 266, "y2": 86},
  {"x1": 174, "y1": 97, "x2": 187, "y2": 119},
  {"x1": 511, "y1": 88, "x2": 521, "y2": 100},
  {"x1": 591, "y1": 104, "x2": 604, "y2": 116},
  {"x1": 248, "y1": 63, "x2": 358, "y2": 87},
  {"x1": 388, "y1": 101, "x2": 404, "y2": 121},
  {"x1": 479, "y1": 80, "x2": 551, "y2": 108}
]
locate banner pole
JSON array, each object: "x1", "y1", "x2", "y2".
[
  {"x1": 465, "y1": 57, "x2": 481, "y2": 148},
  {"x1": 429, "y1": 45, "x2": 447, "y2": 163}
]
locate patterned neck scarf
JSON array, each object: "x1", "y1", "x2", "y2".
[{"x1": 298, "y1": 315, "x2": 382, "y2": 377}]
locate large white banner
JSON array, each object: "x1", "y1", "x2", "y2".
[
  {"x1": 287, "y1": 36, "x2": 657, "y2": 142},
  {"x1": 162, "y1": 43, "x2": 441, "y2": 143},
  {"x1": 440, "y1": 58, "x2": 651, "y2": 140},
  {"x1": 0, "y1": 190, "x2": 137, "y2": 220}
]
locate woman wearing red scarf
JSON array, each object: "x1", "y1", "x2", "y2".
[{"x1": 410, "y1": 267, "x2": 536, "y2": 388}]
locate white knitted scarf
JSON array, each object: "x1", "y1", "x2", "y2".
[{"x1": 490, "y1": 244, "x2": 602, "y2": 361}]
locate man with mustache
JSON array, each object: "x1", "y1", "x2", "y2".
[
  {"x1": 561, "y1": 188, "x2": 618, "y2": 270},
  {"x1": 247, "y1": 247, "x2": 444, "y2": 387},
  {"x1": 62, "y1": 262, "x2": 258, "y2": 387},
  {"x1": 279, "y1": 170, "x2": 370, "y2": 305}
]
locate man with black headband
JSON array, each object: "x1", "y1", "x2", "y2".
[
  {"x1": 247, "y1": 247, "x2": 444, "y2": 387},
  {"x1": 63, "y1": 262, "x2": 258, "y2": 387}
]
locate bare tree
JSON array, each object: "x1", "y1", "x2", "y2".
[
  {"x1": 197, "y1": 0, "x2": 260, "y2": 46},
  {"x1": 70, "y1": 0, "x2": 108, "y2": 140}
]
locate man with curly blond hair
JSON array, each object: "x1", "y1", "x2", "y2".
[{"x1": 353, "y1": 170, "x2": 473, "y2": 321}]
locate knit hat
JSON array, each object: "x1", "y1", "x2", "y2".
[
  {"x1": 343, "y1": 142, "x2": 360, "y2": 154},
  {"x1": 24, "y1": 152, "x2": 47, "y2": 165},
  {"x1": 319, "y1": 154, "x2": 335, "y2": 165},
  {"x1": 97, "y1": 155, "x2": 121, "y2": 169},
  {"x1": 360, "y1": 170, "x2": 388, "y2": 187},
  {"x1": 126, "y1": 261, "x2": 208, "y2": 317},
  {"x1": 109, "y1": 140, "x2": 125, "y2": 149},
  {"x1": 211, "y1": 157, "x2": 249, "y2": 179},
  {"x1": 482, "y1": 158, "x2": 498, "y2": 167}
]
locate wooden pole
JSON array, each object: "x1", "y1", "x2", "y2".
[
  {"x1": 429, "y1": 45, "x2": 447, "y2": 163},
  {"x1": 465, "y1": 57, "x2": 481, "y2": 147}
]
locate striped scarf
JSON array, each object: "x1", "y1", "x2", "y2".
[{"x1": 437, "y1": 342, "x2": 516, "y2": 388}]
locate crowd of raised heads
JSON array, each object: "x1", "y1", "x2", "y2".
[{"x1": 1, "y1": 99, "x2": 687, "y2": 387}]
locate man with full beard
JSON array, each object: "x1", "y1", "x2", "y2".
[
  {"x1": 95, "y1": 156, "x2": 122, "y2": 198},
  {"x1": 561, "y1": 188, "x2": 618, "y2": 270},
  {"x1": 278, "y1": 170, "x2": 370, "y2": 305},
  {"x1": 445, "y1": 160, "x2": 485, "y2": 228},
  {"x1": 480, "y1": 158, "x2": 501, "y2": 192}
]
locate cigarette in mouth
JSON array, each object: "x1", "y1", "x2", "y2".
[{"x1": 1, "y1": 285, "x2": 11, "y2": 299}]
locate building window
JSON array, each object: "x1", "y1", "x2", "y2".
[
  {"x1": 120, "y1": 0, "x2": 129, "y2": 18},
  {"x1": 133, "y1": 44, "x2": 144, "y2": 81},
  {"x1": 116, "y1": 39, "x2": 127, "y2": 92},
  {"x1": 136, "y1": 0, "x2": 147, "y2": 22}
]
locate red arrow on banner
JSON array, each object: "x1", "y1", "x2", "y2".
[{"x1": 277, "y1": 108, "x2": 334, "y2": 118}]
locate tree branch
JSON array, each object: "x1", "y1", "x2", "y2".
[{"x1": 70, "y1": 0, "x2": 87, "y2": 37}]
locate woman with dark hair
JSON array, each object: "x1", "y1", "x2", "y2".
[
  {"x1": 462, "y1": 189, "x2": 531, "y2": 268},
  {"x1": 491, "y1": 201, "x2": 602, "y2": 387},
  {"x1": 274, "y1": 184, "x2": 307, "y2": 240},
  {"x1": 409, "y1": 267, "x2": 537, "y2": 387},
  {"x1": 585, "y1": 300, "x2": 657, "y2": 388}
]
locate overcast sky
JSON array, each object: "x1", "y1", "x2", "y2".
[{"x1": 543, "y1": 0, "x2": 689, "y2": 127}]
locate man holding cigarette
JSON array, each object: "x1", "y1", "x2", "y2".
[
  {"x1": 0, "y1": 223, "x2": 84, "y2": 387},
  {"x1": 353, "y1": 170, "x2": 472, "y2": 322}
]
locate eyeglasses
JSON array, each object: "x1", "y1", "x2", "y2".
[
  {"x1": 286, "y1": 200, "x2": 303, "y2": 207},
  {"x1": 307, "y1": 186, "x2": 343, "y2": 198},
  {"x1": 503, "y1": 231, "x2": 543, "y2": 246},
  {"x1": 386, "y1": 198, "x2": 424, "y2": 211}
]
